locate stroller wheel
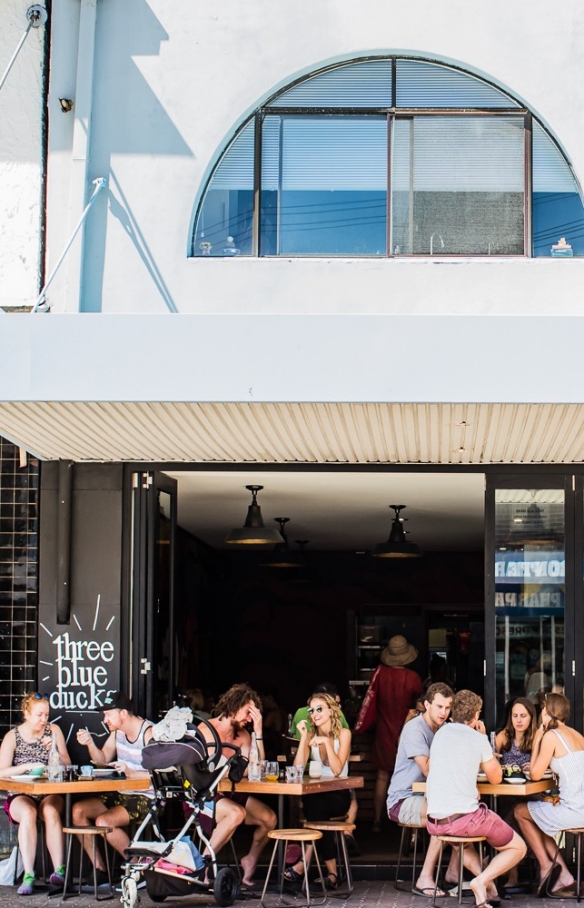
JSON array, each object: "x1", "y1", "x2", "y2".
[
  {"x1": 120, "y1": 876, "x2": 140, "y2": 908},
  {"x1": 213, "y1": 867, "x2": 238, "y2": 907}
]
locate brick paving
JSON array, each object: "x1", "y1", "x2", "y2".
[{"x1": 0, "y1": 881, "x2": 563, "y2": 908}]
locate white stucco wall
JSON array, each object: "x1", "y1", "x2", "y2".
[
  {"x1": 0, "y1": 0, "x2": 45, "y2": 308},
  {"x1": 43, "y1": 0, "x2": 584, "y2": 316}
]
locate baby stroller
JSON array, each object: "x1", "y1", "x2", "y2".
[{"x1": 119, "y1": 717, "x2": 247, "y2": 908}]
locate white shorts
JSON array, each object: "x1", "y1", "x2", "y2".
[{"x1": 398, "y1": 794, "x2": 425, "y2": 826}]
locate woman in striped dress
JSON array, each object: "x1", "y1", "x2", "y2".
[{"x1": 515, "y1": 693, "x2": 584, "y2": 897}]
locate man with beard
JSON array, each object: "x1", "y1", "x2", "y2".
[
  {"x1": 74, "y1": 691, "x2": 154, "y2": 882},
  {"x1": 199, "y1": 683, "x2": 277, "y2": 888},
  {"x1": 387, "y1": 682, "x2": 456, "y2": 897}
]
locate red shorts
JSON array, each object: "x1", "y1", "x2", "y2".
[{"x1": 427, "y1": 802, "x2": 513, "y2": 849}]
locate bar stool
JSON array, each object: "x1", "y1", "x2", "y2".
[
  {"x1": 548, "y1": 828, "x2": 584, "y2": 901},
  {"x1": 62, "y1": 826, "x2": 114, "y2": 901},
  {"x1": 303, "y1": 820, "x2": 356, "y2": 896},
  {"x1": 261, "y1": 828, "x2": 327, "y2": 908},
  {"x1": 394, "y1": 822, "x2": 426, "y2": 891},
  {"x1": 433, "y1": 835, "x2": 486, "y2": 907}
]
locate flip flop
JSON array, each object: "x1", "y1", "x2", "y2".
[
  {"x1": 538, "y1": 864, "x2": 561, "y2": 898},
  {"x1": 412, "y1": 886, "x2": 447, "y2": 898}
]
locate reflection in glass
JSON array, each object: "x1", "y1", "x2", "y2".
[
  {"x1": 392, "y1": 117, "x2": 524, "y2": 255},
  {"x1": 494, "y1": 489, "x2": 565, "y2": 728}
]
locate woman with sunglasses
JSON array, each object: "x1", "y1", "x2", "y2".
[
  {"x1": 514, "y1": 693, "x2": 584, "y2": 897},
  {"x1": 285, "y1": 693, "x2": 352, "y2": 890},
  {"x1": 0, "y1": 692, "x2": 71, "y2": 895}
]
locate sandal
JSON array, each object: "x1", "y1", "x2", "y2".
[
  {"x1": 313, "y1": 873, "x2": 338, "y2": 890},
  {"x1": 283, "y1": 866, "x2": 304, "y2": 884}
]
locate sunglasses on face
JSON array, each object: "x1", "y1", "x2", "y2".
[{"x1": 307, "y1": 706, "x2": 324, "y2": 715}]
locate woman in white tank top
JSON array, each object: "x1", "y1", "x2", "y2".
[{"x1": 515, "y1": 693, "x2": 584, "y2": 896}]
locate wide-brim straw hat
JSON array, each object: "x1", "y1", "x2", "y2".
[{"x1": 381, "y1": 635, "x2": 418, "y2": 667}]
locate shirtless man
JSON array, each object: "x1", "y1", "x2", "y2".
[{"x1": 200, "y1": 683, "x2": 277, "y2": 888}]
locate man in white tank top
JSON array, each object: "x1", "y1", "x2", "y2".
[{"x1": 74, "y1": 691, "x2": 154, "y2": 883}]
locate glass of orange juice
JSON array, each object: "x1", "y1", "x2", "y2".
[{"x1": 266, "y1": 762, "x2": 279, "y2": 781}]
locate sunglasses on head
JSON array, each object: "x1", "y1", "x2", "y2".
[
  {"x1": 33, "y1": 693, "x2": 49, "y2": 700},
  {"x1": 307, "y1": 706, "x2": 324, "y2": 715}
]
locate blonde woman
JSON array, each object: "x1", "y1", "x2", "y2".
[
  {"x1": 515, "y1": 693, "x2": 584, "y2": 897},
  {"x1": 0, "y1": 692, "x2": 70, "y2": 895},
  {"x1": 285, "y1": 693, "x2": 351, "y2": 890}
]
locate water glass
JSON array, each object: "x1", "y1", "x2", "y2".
[
  {"x1": 266, "y1": 762, "x2": 279, "y2": 782},
  {"x1": 285, "y1": 766, "x2": 297, "y2": 783},
  {"x1": 296, "y1": 763, "x2": 305, "y2": 780},
  {"x1": 79, "y1": 765, "x2": 94, "y2": 778},
  {"x1": 259, "y1": 760, "x2": 267, "y2": 779}
]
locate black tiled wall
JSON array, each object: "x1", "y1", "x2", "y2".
[{"x1": 0, "y1": 438, "x2": 39, "y2": 738}]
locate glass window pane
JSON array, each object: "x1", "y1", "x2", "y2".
[
  {"x1": 391, "y1": 116, "x2": 524, "y2": 255},
  {"x1": 397, "y1": 60, "x2": 520, "y2": 109},
  {"x1": 494, "y1": 489, "x2": 565, "y2": 727},
  {"x1": 193, "y1": 120, "x2": 255, "y2": 256},
  {"x1": 261, "y1": 115, "x2": 387, "y2": 256},
  {"x1": 532, "y1": 122, "x2": 584, "y2": 257},
  {"x1": 270, "y1": 60, "x2": 392, "y2": 108}
]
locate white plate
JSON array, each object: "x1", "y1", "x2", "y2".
[
  {"x1": 503, "y1": 777, "x2": 526, "y2": 784},
  {"x1": 91, "y1": 769, "x2": 117, "y2": 777},
  {"x1": 10, "y1": 773, "x2": 45, "y2": 781}
]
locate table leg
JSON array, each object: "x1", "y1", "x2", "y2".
[{"x1": 277, "y1": 794, "x2": 285, "y2": 878}]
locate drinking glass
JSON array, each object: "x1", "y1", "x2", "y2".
[
  {"x1": 266, "y1": 762, "x2": 279, "y2": 781},
  {"x1": 285, "y1": 766, "x2": 296, "y2": 783}
]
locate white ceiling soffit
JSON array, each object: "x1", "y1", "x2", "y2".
[{"x1": 1, "y1": 401, "x2": 584, "y2": 464}]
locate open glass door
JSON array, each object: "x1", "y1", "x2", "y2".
[
  {"x1": 486, "y1": 474, "x2": 575, "y2": 731},
  {"x1": 130, "y1": 471, "x2": 177, "y2": 719}
]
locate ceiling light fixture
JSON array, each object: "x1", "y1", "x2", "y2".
[
  {"x1": 225, "y1": 485, "x2": 284, "y2": 545},
  {"x1": 371, "y1": 504, "x2": 423, "y2": 559},
  {"x1": 260, "y1": 519, "x2": 306, "y2": 568}
]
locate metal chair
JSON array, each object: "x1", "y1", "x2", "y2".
[
  {"x1": 547, "y1": 828, "x2": 584, "y2": 901},
  {"x1": 433, "y1": 835, "x2": 486, "y2": 907},
  {"x1": 303, "y1": 819, "x2": 356, "y2": 896},
  {"x1": 62, "y1": 826, "x2": 114, "y2": 901},
  {"x1": 261, "y1": 828, "x2": 327, "y2": 908},
  {"x1": 394, "y1": 822, "x2": 426, "y2": 891}
]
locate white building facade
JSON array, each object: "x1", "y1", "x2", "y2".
[{"x1": 1, "y1": 0, "x2": 584, "y2": 731}]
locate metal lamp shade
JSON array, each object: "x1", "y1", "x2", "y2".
[
  {"x1": 372, "y1": 504, "x2": 423, "y2": 558},
  {"x1": 225, "y1": 485, "x2": 284, "y2": 545}
]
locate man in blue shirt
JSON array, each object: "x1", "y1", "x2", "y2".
[{"x1": 387, "y1": 682, "x2": 455, "y2": 897}]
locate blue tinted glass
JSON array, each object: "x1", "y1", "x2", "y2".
[
  {"x1": 261, "y1": 115, "x2": 387, "y2": 256},
  {"x1": 270, "y1": 60, "x2": 392, "y2": 108},
  {"x1": 193, "y1": 120, "x2": 254, "y2": 256},
  {"x1": 532, "y1": 122, "x2": 584, "y2": 257}
]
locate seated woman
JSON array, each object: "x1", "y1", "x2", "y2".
[
  {"x1": 515, "y1": 693, "x2": 584, "y2": 897},
  {"x1": 0, "y1": 692, "x2": 71, "y2": 895},
  {"x1": 494, "y1": 697, "x2": 537, "y2": 890},
  {"x1": 285, "y1": 693, "x2": 351, "y2": 890}
]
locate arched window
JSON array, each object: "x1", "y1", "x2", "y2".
[{"x1": 192, "y1": 57, "x2": 584, "y2": 258}]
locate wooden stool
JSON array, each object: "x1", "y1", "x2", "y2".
[
  {"x1": 548, "y1": 828, "x2": 584, "y2": 901},
  {"x1": 303, "y1": 820, "x2": 356, "y2": 896},
  {"x1": 433, "y1": 835, "x2": 486, "y2": 906},
  {"x1": 395, "y1": 822, "x2": 426, "y2": 892},
  {"x1": 62, "y1": 826, "x2": 114, "y2": 901},
  {"x1": 261, "y1": 829, "x2": 327, "y2": 908}
]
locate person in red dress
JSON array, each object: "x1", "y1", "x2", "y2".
[{"x1": 355, "y1": 635, "x2": 423, "y2": 831}]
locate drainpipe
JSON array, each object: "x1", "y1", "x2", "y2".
[
  {"x1": 56, "y1": 460, "x2": 73, "y2": 625},
  {"x1": 62, "y1": 0, "x2": 99, "y2": 312}
]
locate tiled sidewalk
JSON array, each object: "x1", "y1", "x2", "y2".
[{"x1": 0, "y1": 882, "x2": 564, "y2": 908}]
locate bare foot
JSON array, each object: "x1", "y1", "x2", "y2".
[
  {"x1": 470, "y1": 876, "x2": 489, "y2": 907},
  {"x1": 240, "y1": 855, "x2": 257, "y2": 887}
]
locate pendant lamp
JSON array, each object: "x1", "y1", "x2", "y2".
[
  {"x1": 225, "y1": 485, "x2": 284, "y2": 544},
  {"x1": 260, "y1": 519, "x2": 306, "y2": 568},
  {"x1": 372, "y1": 504, "x2": 423, "y2": 558}
]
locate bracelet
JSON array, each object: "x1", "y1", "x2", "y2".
[{"x1": 255, "y1": 737, "x2": 263, "y2": 741}]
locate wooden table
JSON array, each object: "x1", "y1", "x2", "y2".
[
  {"x1": 412, "y1": 777, "x2": 554, "y2": 811},
  {"x1": 219, "y1": 775, "x2": 364, "y2": 876},
  {"x1": 0, "y1": 775, "x2": 151, "y2": 825}
]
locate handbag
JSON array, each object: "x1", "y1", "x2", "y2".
[
  {"x1": 0, "y1": 846, "x2": 23, "y2": 886},
  {"x1": 353, "y1": 666, "x2": 380, "y2": 734}
]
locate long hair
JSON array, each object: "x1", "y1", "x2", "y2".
[
  {"x1": 213, "y1": 683, "x2": 262, "y2": 719},
  {"x1": 541, "y1": 693, "x2": 570, "y2": 738},
  {"x1": 306, "y1": 693, "x2": 343, "y2": 742},
  {"x1": 501, "y1": 697, "x2": 537, "y2": 753}
]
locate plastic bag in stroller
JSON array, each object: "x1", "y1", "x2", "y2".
[{"x1": 119, "y1": 716, "x2": 245, "y2": 908}]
